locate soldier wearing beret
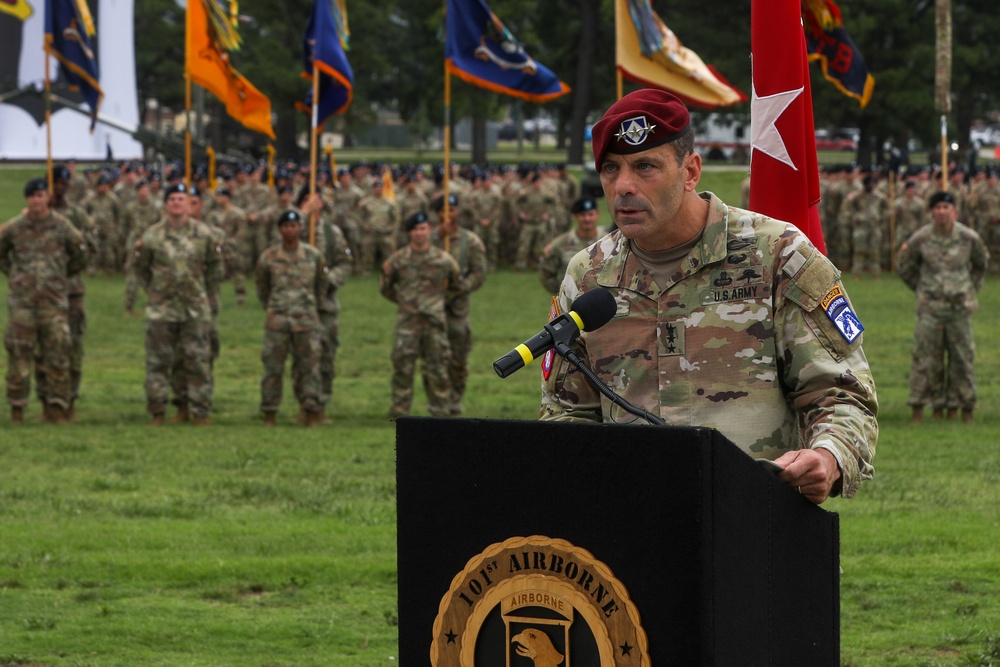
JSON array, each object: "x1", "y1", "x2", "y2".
[
  {"x1": 255, "y1": 210, "x2": 328, "y2": 427},
  {"x1": 429, "y1": 194, "x2": 487, "y2": 416},
  {"x1": 380, "y1": 212, "x2": 462, "y2": 418},
  {"x1": 898, "y1": 191, "x2": 989, "y2": 424},
  {"x1": 0, "y1": 179, "x2": 87, "y2": 424},
  {"x1": 49, "y1": 165, "x2": 97, "y2": 419},
  {"x1": 538, "y1": 197, "x2": 601, "y2": 295},
  {"x1": 841, "y1": 173, "x2": 889, "y2": 278},
  {"x1": 133, "y1": 183, "x2": 223, "y2": 425},
  {"x1": 540, "y1": 89, "x2": 879, "y2": 504}
]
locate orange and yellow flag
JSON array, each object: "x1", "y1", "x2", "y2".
[
  {"x1": 615, "y1": 0, "x2": 744, "y2": 108},
  {"x1": 186, "y1": 0, "x2": 275, "y2": 139}
]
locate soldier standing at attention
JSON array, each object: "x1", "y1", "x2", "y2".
[
  {"x1": 255, "y1": 210, "x2": 327, "y2": 427},
  {"x1": 538, "y1": 197, "x2": 601, "y2": 295},
  {"x1": 380, "y1": 212, "x2": 462, "y2": 419},
  {"x1": 540, "y1": 89, "x2": 879, "y2": 504},
  {"x1": 83, "y1": 173, "x2": 124, "y2": 274},
  {"x1": 0, "y1": 179, "x2": 87, "y2": 424},
  {"x1": 133, "y1": 183, "x2": 223, "y2": 426},
  {"x1": 891, "y1": 181, "x2": 927, "y2": 257},
  {"x1": 898, "y1": 191, "x2": 989, "y2": 424},
  {"x1": 357, "y1": 178, "x2": 401, "y2": 276},
  {"x1": 50, "y1": 166, "x2": 97, "y2": 419},
  {"x1": 207, "y1": 188, "x2": 250, "y2": 306},
  {"x1": 842, "y1": 173, "x2": 889, "y2": 278},
  {"x1": 430, "y1": 194, "x2": 487, "y2": 417}
]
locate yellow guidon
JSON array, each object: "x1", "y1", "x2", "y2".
[
  {"x1": 0, "y1": 0, "x2": 34, "y2": 21},
  {"x1": 513, "y1": 311, "x2": 585, "y2": 364}
]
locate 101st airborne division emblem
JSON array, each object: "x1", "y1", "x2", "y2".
[{"x1": 431, "y1": 535, "x2": 650, "y2": 666}]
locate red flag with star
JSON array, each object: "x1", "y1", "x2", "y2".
[{"x1": 748, "y1": 0, "x2": 825, "y2": 254}]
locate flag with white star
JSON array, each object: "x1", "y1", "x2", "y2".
[{"x1": 748, "y1": 0, "x2": 825, "y2": 254}]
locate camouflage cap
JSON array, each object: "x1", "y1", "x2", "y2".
[{"x1": 591, "y1": 88, "x2": 690, "y2": 168}]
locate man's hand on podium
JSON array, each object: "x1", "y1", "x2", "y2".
[{"x1": 774, "y1": 449, "x2": 842, "y2": 504}]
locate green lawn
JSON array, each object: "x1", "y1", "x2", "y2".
[{"x1": 0, "y1": 168, "x2": 998, "y2": 666}]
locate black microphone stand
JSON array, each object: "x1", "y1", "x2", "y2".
[{"x1": 549, "y1": 336, "x2": 667, "y2": 428}]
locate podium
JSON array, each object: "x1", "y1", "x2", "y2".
[{"x1": 397, "y1": 417, "x2": 840, "y2": 666}]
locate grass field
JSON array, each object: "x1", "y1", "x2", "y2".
[{"x1": 0, "y1": 168, "x2": 999, "y2": 666}]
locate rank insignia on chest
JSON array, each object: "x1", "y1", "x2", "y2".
[
  {"x1": 657, "y1": 320, "x2": 685, "y2": 356},
  {"x1": 820, "y1": 286, "x2": 864, "y2": 343}
]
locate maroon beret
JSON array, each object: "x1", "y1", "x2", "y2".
[{"x1": 591, "y1": 89, "x2": 691, "y2": 168}]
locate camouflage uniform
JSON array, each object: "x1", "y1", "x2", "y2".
[
  {"x1": 356, "y1": 195, "x2": 401, "y2": 274},
  {"x1": 207, "y1": 204, "x2": 250, "y2": 304},
  {"x1": 316, "y1": 218, "x2": 353, "y2": 409},
  {"x1": 430, "y1": 226, "x2": 487, "y2": 415},
  {"x1": 330, "y1": 181, "x2": 365, "y2": 269},
  {"x1": 538, "y1": 229, "x2": 598, "y2": 295},
  {"x1": 255, "y1": 242, "x2": 327, "y2": 416},
  {"x1": 898, "y1": 222, "x2": 989, "y2": 412},
  {"x1": 515, "y1": 185, "x2": 560, "y2": 270},
  {"x1": 892, "y1": 194, "x2": 927, "y2": 255},
  {"x1": 842, "y1": 189, "x2": 889, "y2": 276},
  {"x1": 467, "y1": 183, "x2": 502, "y2": 270},
  {"x1": 540, "y1": 193, "x2": 879, "y2": 498},
  {"x1": 379, "y1": 245, "x2": 462, "y2": 417},
  {"x1": 50, "y1": 200, "x2": 96, "y2": 406},
  {"x1": 84, "y1": 190, "x2": 124, "y2": 273},
  {"x1": 0, "y1": 212, "x2": 87, "y2": 411},
  {"x1": 123, "y1": 197, "x2": 163, "y2": 311},
  {"x1": 134, "y1": 218, "x2": 223, "y2": 419}
]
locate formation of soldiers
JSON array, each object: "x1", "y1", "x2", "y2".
[
  {"x1": 1, "y1": 156, "x2": 585, "y2": 424},
  {"x1": 817, "y1": 163, "x2": 1000, "y2": 276}
]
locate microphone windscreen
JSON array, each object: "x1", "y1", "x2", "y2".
[{"x1": 570, "y1": 288, "x2": 617, "y2": 332}]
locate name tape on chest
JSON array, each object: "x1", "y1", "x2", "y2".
[{"x1": 820, "y1": 285, "x2": 864, "y2": 343}]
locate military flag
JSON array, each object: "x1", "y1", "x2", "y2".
[
  {"x1": 615, "y1": 0, "x2": 744, "y2": 108},
  {"x1": 749, "y1": 0, "x2": 825, "y2": 254},
  {"x1": 444, "y1": 0, "x2": 569, "y2": 103},
  {"x1": 1, "y1": 0, "x2": 33, "y2": 20},
  {"x1": 44, "y1": 0, "x2": 103, "y2": 129},
  {"x1": 299, "y1": 0, "x2": 353, "y2": 130},
  {"x1": 802, "y1": 0, "x2": 874, "y2": 108},
  {"x1": 186, "y1": 0, "x2": 274, "y2": 139}
]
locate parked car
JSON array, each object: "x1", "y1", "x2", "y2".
[{"x1": 815, "y1": 129, "x2": 857, "y2": 151}]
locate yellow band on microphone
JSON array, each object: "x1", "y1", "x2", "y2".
[
  {"x1": 569, "y1": 311, "x2": 584, "y2": 330},
  {"x1": 514, "y1": 343, "x2": 534, "y2": 365}
]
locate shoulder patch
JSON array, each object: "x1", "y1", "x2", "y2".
[{"x1": 820, "y1": 285, "x2": 864, "y2": 343}]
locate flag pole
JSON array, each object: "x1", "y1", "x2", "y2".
[
  {"x1": 45, "y1": 47, "x2": 53, "y2": 192},
  {"x1": 309, "y1": 67, "x2": 320, "y2": 246},
  {"x1": 443, "y1": 58, "x2": 452, "y2": 253}
]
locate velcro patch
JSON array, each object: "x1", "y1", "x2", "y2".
[{"x1": 821, "y1": 286, "x2": 864, "y2": 343}]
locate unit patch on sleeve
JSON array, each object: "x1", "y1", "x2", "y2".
[{"x1": 820, "y1": 285, "x2": 864, "y2": 343}]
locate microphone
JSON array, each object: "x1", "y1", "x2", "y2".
[{"x1": 493, "y1": 288, "x2": 616, "y2": 378}]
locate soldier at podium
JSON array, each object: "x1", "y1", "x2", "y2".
[{"x1": 540, "y1": 89, "x2": 878, "y2": 505}]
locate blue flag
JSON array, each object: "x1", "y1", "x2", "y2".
[
  {"x1": 300, "y1": 0, "x2": 354, "y2": 130},
  {"x1": 802, "y1": 0, "x2": 874, "y2": 109},
  {"x1": 44, "y1": 0, "x2": 103, "y2": 129},
  {"x1": 445, "y1": 0, "x2": 569, "y2": 103}
]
